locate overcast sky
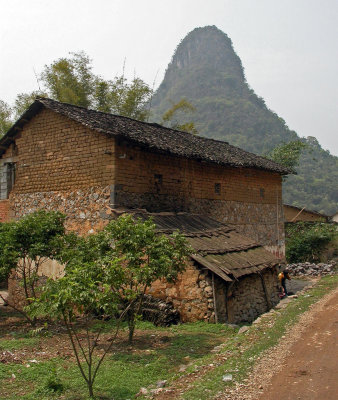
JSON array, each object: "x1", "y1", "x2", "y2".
[{"x1": 1, "y1": 0, "x2": 337, "y2": 155}]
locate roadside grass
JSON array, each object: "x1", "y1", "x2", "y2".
[
  {"x1": 182, "y1": 274, "x2": 338, "y2": 400},
  {"x1": 0, "y1": 275, "x2": 336, "y2": 399}
]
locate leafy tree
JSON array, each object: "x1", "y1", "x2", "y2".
[
  {"x1": 0, "y1": 210, "x2": 66, "y2": 324},
  {"x1": 30, "y1": 215, "x2": 190, "y2": 398},
  {"x1": 267, "y1": 140, "x2": 307, "y2": 172},
  {"x1": 161, "y1": 98, "x2": 198, "y2": 134},
  {"x1": 105, "y1": 214, "x2": 190, "y2": 343},
  {"x1": 29, "y1": 253, "x2": 126, "y2": 399},
  {"x1": 94, "y1": 76, "x2": 152, "y2": 121},
  {"x1": 0, "y1": 100, "x2": 12, "y2": 136},
  {"x1": 13, "y1": 91, "x2": 46, "y2": 119},
  {"x1": 40, "y1": 51, "x2": 95, "y2": 108}
]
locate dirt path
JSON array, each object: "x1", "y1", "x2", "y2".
[
  {"x1": 256, "y1": 288, "x2": 338, "y2": 400},
  {"x1": 215, "y1": 286, "x2": 338, "y2": 400}
]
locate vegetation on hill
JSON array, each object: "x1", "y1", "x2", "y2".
[{"x1": 151, "y1": 26, "x2": 338, "y2": 215}]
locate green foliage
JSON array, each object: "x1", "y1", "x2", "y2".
[
  {"x1": 29, "y1": 215, "x2": 190, "y2": 398},
  {"x1": 267, "y1": 140, "x2": 307, "y2": 172},
  {"x1": 104, "y1": 214, "x2": 190, "y2": 343},
  {"x1": 0, "y1": 100, "x2": 12, "y2": 137},
  {"x1": 285, "y1": 222, "x2": 337, "y2": 263},
  {"x1": 0, "y1": 211, "x2": 66, "y2": 323},
  {"x1": 13, "y1": 91, "x2": 46, "y2": 120},
  {"x1": 161, "y1": 98, "x2": 198, "y2": 134},
  {"x1": 41, "y1": 51, "x2": 95, "y2": 108}
]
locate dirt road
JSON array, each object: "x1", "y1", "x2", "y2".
[{"x1": 257, "y1": 288, "x2": 338, "y2": 400}]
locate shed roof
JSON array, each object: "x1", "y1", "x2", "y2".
[
  {"x1": 0, "y1": 97, "x2": 291, "y2": 174},
  {"x1": 133, "y1": 211, "x2": 281, "y2": 281}
]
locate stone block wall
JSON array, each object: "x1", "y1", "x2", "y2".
[
  {"x1": 148, "y1": 264, "x2": 280, "y2": 324},
  {"x1": 227, "y1": 268, "x2": 280, "y2": 323},
  {"x1": 10, "y1": 186, "x2": 112, "y2": 234},
  {"x1": 148, "y1": 263, "x2": 216, "y2": 322}
]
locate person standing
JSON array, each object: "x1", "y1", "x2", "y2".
[{"x1": 278, "y1": 269, "x2": 291, "y2": 297}]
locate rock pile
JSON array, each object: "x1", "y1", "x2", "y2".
[
  {"x1": 287, "y1": 261, "x2": 336, "y2": 276},
  {"x1": 141, "y1": 295, "x2": 180, "y2": 327}
]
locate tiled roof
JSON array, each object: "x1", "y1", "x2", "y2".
[
  {"x1": 0, "y1": 97, "x2": 291, "y2": 174},
  {"x1": 133, "y1": 211, "x2": 281, "y2": 281}
]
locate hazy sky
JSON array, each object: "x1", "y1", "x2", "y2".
[{"x1": 1, "y1": 0, "x2": 337, "y2": 155}]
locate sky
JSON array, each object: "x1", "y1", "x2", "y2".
[{"x1": 1, "y1": 0, "x2": 337, "y2": 155}]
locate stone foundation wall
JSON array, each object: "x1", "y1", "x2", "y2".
[
  {"x1": 148, "y1": 263, "x2": 216, "y2": 322},
  {"x1": 10, "y1": 186, "x2": 113, "y2": 234},
  {"x1": 227, "y1": 268, "x2": 280, "y2": 324},
  {"x1": 148, "y1": 265, "x2": 280, "y2": 324}
]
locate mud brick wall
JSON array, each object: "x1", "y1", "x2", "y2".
[
  {"x1": 148, "y1": 263, "x2": 216, "y2": 323},
  {"x1": 11, "y1": 109, "x2": 116, "y2": 193},
  {"x1": 0, "y1": 200, "x2": 10, "y2": 222},
  {"x1": 114, "y1": 143, "x2": 285, "y2": 251},
  {"x1": 227, "y1": 268, "x2": 280, "y2": 324}
]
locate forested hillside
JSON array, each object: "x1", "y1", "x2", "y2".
[{"x1": 151, "y1": 26, "x2": 337, "y2": 215}]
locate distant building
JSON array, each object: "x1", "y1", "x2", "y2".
[
  {"x1": 331, "y1": 212, "x2": 338, "y2": 223},
  {"x1": 283, "y1": 204, "x2": 329, "y2": 223}
]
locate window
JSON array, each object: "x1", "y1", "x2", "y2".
[
  {"x1": 0, "y1": 163, "x2": 16, "y2": 199},
  {"x1": 214, "y1": 183, "x2": 221, "y2": 194},
  {"x1": 260, "y1": 188, "x2": 265, "y2": 198}
]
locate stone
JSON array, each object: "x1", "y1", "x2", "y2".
[
  {"x1": 238, "y1": 326, "x2": 249, "y2": 334},
  {"x1": 222, "y1": 374, "x2": 233, "y2": 382},
  {"x1": 156, "y1": 380, "x2": 167, "y2": 388}
]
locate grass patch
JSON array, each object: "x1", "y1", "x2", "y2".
[
  {"x1": 0, "y1": 275, "x2": 336, "y2": 399},
  {"x1": 0, "y1": 337, "x2": 39, "y2": 351}
]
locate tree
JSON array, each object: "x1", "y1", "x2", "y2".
[
  {"x1": 161, "y1": 98, "x2": 198, "y2": 134},
  {"x1": 40, "y1": 51, "x2": 95, "y2": 108},
  {"x1": 105, "y1": 214, "x2": 190, "y2": 344},
  {"x1": 29, "y1": 251, "x2": 126, "y2": 399},
  {"x1": 13, "y1": 91, "x2": 46, "y2": 119},
  {"x1": 286, "y1": 222, "x2": 337, "y2": 263},
  {"x1": 0, "y1": 210, "x2": 66, "y2": 324},
  {"x1": 0, "y1": 100, "x2": 12, "y2": 137},
  {"x1": 30, "y1": 214, "x2": 190, "y2": 398},
  {"x1": 94, "y1": 76, "x2": 152, "y2": 121},
  {"x1": 267, "y1": 140, "x2": 307, "y2": 172}
]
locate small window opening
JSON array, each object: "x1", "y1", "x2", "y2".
[
  {"x1": 260, "y1": 188, "x2": 265, "y2": 198},
  {"x1": 154, "y1": 174, "x2": 163, "y2": 184},
  {"x1": 214, "y1": 183, "x2": 221, "y2": 194}
]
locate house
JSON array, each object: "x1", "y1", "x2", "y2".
[
  {"x1": 330, "y1": 212, "x2": 338, "y2": 223},
  {"x1": 0, "y1": 97, "x2": 290, "y2": 323},
  {"x1": 283, "y1": 204, "x2": 329, "y2": 223}
]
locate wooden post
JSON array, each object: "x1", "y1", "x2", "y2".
[
  {"x1": 212, "y1": 272, "x2": 218, "y2": 323},
  {"x1": 259, "y1": 271, "x2": 272, "y2": 310}
]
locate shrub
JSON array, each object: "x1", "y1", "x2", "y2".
[{"x1": 286, "y1": 222, "x2": 337, "y2": 263}]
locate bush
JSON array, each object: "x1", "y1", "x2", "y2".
[{"x1": 286, "y1": 222, "x2": 337, "y2": 263}]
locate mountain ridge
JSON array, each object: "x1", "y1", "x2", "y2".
[{"x1": 151, "y1": 26, "x2": 337, "y2": 215}]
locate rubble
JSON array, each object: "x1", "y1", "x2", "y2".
[{"x1": 287, "y1": 261, "x2": 336, "y2": 277}]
